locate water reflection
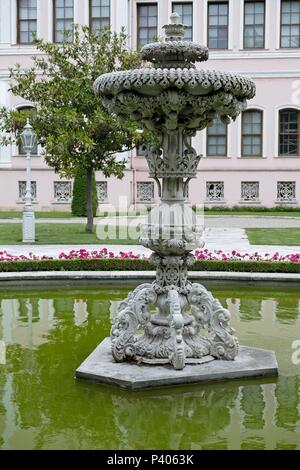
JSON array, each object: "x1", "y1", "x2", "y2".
[
  {"x1": 0, "y1": 286, "x2": 299, "y2": 450},
  {"x1": 241, "y1": 384, "x2": 265, "y2": 430},
  {"x1": 110, "y1": 384, "x2": 239, "y2": 450},
  {"x1": 275, "y1": 376, "x2": 300, "y2": 432}
]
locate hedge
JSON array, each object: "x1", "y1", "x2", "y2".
[{"x1": 1, "y1": 258, "x2": 300, "y2": 274}]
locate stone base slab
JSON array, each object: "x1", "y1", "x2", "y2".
[{"x1": 75, "y1": 338, "x2": 278, "y2": 390}]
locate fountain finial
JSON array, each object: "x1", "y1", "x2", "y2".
[
  {"x1": 163, "y1": 12, "x2": 187, "y2": 41},
  {"x1": 170, "y1": 12, "x2": 180, "y2": 24}
]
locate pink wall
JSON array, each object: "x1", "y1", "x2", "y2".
[{"x1": 0, "y1": 0, "x2": 300, "y2": 210}]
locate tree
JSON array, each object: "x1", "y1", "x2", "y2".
[
  {"x1": 0, "y1": 26, "x2": 142, "y2": 232},
  {"x1": 71, "y1": 166, "x2": 98, "y2": 217}
]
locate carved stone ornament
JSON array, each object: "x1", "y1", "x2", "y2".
[{"x1": 95, "y1": 12, "x2": 255, "y2": 370}]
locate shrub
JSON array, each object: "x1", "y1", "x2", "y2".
[{"x1": 71, "y1": 167, "x2": 98, "y2": 217}]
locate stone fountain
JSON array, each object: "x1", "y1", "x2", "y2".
[{"x1": 76, "y1": 14, "x2": 278, "y2": 389}]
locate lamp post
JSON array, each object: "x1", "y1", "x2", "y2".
[{"x1": 21, "y1": 119, "x2": 37, "y2": 244}]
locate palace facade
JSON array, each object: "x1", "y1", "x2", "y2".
[{"x1": 0, "y1": 0, "x2": 300, "y2": 210}]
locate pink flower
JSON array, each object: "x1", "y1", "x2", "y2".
[{"x1": 1, "y1": 248, "x2": 300, "y2": 264}]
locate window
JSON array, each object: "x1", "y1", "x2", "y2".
[
  {"x1": 17, "y1": 0, "x2": 37, "y2": 44},
  {"x1": 54, "y1": 181, "x2": 72, "y2": 202},
  {"x1": 279, "y1": 109, "x2": 300, "y2": 155},
  {"x1": 18, "y1": 107, "x2": 38, "y2": 155},
  {"x1": 241, "y1": 182, "x2": 260, "y2": 202},
  {"x1": 207, "y1": 2, "x2": 229, "y2": 49},
  {"x1": 96, "y1": 181, "x2": 108, "y2": 202},
  {"x1": 137, "y1": 3, "x2": 158, "y2": 47},
  {"x1": 206, "y1": 182, "x2": 224, "y2": 201},
  {"x1": 90, "y1": 0, "x2": 110, "y2": 33},
  {"x1": 172, "y1": 2, "x2": 193, "y2": 41},
  {"x1": 277, "y1": 181, "x2": 296, "y2": 202},
  {"x1": 281, "y1": 0, "x2": 300, "y2": 47},
  {"x1": 207, "y1": 117, "x2": 227, "y2": 156},
  {"x1": 241, "y1": 110, "x2": 263, "y2": 157},
  {"x1": 137, "y1": 182, "x2": 154, "y2": 202},
  {"x1": 53, "y1": 0, "x2": 74, "y2": 43},
  {"x1": 244, "y1": 1, "x2": 265, "y2": 49},
  {"x1": 18, "y1": 181, "x2": 37, "y2": 201}
]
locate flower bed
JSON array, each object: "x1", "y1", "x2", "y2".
[
  {"x1": 0, "y1": 248, "x2": 140, "y2": 262},
  {"x1": 0, "y1": 248, "x2": 300, "y2": 274},
  {"x1": 1, "y1": 248, "x2": 300, "y2": 263},
  {"x1": 194, "y1": 249, "x2": 300, "y2": 263}
]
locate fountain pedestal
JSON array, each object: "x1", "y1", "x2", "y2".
[
  {"x1": 76, "y1": 13, "x2": 278, "y2": 387},
  {"x1": 76, "y1": 339, "x2": 278, "y2": 390}
]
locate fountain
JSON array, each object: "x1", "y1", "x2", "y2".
[{"x1": 76, "y1": 13, "x2": 278, "y2": 389}]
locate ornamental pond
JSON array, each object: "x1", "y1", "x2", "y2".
[{"x1": 0, "y1": 283, "x2": 299, "y2": 450}]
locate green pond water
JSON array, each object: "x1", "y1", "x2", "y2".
[{"x1": 0, "y1": 283, "x2": 299, "y2": 450}]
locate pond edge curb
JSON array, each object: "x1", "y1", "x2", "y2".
[{"x1": 1, "y1": 270, "x2": 300, "y2": 285}]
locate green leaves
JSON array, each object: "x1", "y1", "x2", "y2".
[{"x1": 0, "y1": 24, "x2": 143, "y2": 179}]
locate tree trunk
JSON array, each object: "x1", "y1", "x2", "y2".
[{"x1": 85, "y1": 167, "x2": 94, "y2": 233}]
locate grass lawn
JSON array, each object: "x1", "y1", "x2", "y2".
[
  {"x1": 0, "y1": 211, "x2": 75, "y2": 219},
  {"x1": 246, "y1": 228, "x2": 300, "y2": 246},
  {"x1": 0, "y1": 223, "x2": 140, "y2": 245},
  {"x1": 0, "y1": 210, "x2": 148, "y2": 219}
]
